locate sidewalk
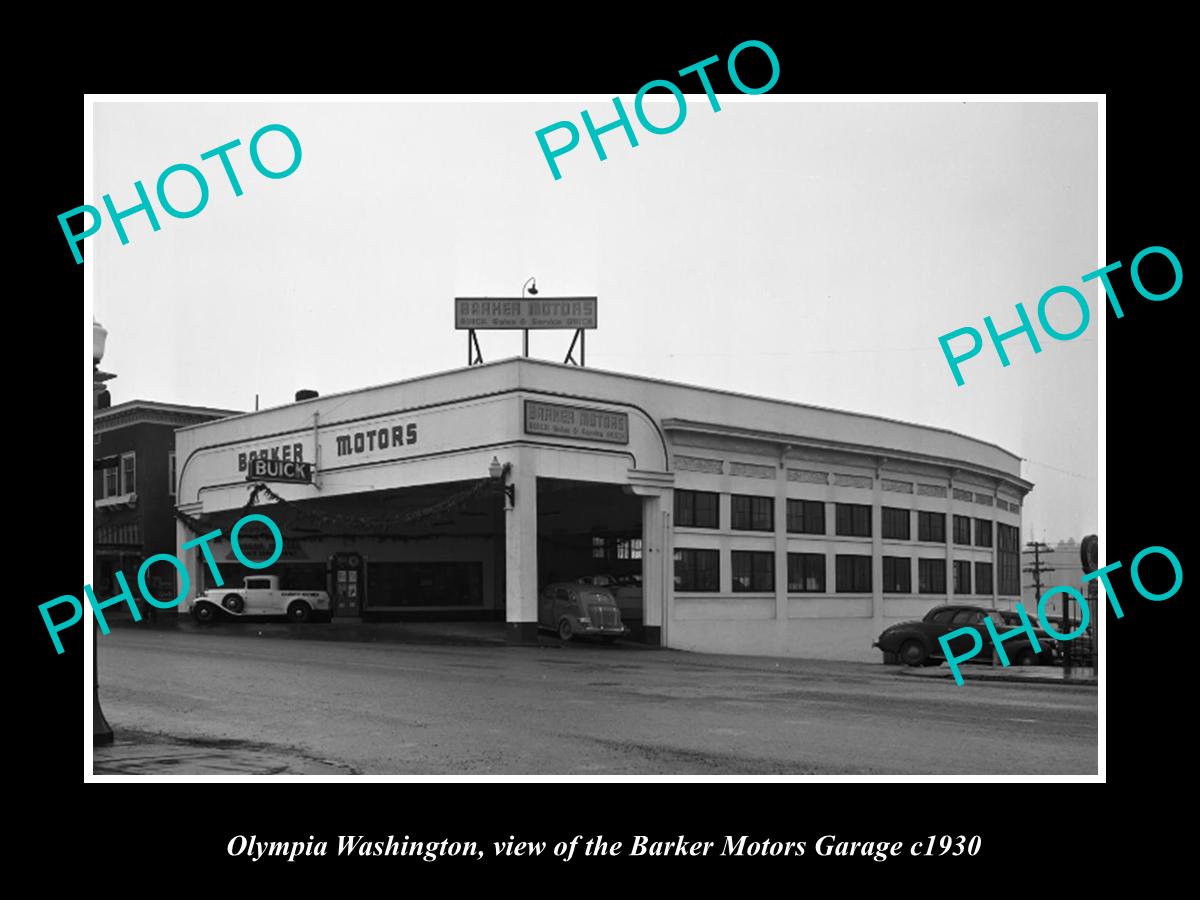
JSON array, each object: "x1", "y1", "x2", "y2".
[
  {"x1": 898, "y1": 665, "x2": 1097, "y2": 686},
  {"x1": 93, "y1": 729, "x2": 356, "y2": 775},
  {"x1": 118, "y1": 618, "x2": 666, "y2": 650}
]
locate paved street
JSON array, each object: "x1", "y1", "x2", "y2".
[{"x1": 95, "y1": 629, "x2": 1097, "y2": 775}]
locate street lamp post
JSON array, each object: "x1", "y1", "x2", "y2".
[
  {"x1": 521, "y1": 277, "x2": 538, "y2": 358},
  {"x1": 92, "y1": 320, "x2": 115, "y2": 746}
]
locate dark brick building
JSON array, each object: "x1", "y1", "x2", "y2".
[{"x1": 94, "y1": 400, "x2": 239, "y2": 618}]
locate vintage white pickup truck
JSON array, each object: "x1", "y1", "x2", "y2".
[{"x1": 191, "y1": 574, "x2": 331, "y2": 624}]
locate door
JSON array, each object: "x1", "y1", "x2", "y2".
[
  {"x1": 330, "y1": 552, "x2": 365, "y2": 617},
  {"x1": 242, "y1": 576, "x2": 274, "y2": 613},
  {"x1": 947, "y1": 608, "x2": 988, "y2": 660}
]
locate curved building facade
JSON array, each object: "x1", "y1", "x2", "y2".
[{"x1": 174, "y1": 358, "x2": 1031, "y2": 662}]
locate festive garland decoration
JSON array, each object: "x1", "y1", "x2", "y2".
[{"x1": 175, "y1": 476, "x2": 502, "y2": 540}]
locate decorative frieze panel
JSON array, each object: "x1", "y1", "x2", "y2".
[
  {"x1": 729, "y1": 461, "x2": 775, "y2": 479},
  {"x1": 674, "y1": 455, "x2": 724, "y2": 474},
  {"x1": 953, "y1": 488, "x2": 974, "y2": 502},
  {"x1": 881, "y1": 479, "x2": 914, "y2": 494},
  {"x1": 788, "y1": 468, "x2": 829, "y2": 484},
  {"x1": 833, "y1": 473, "x2": 873, "y2": 489},
  {"x1": 974, "y1": 494, "x2": 994, "y2": 506},
  {"x1": 917, "y1": 483, "x2": 948, "y2": 498}
]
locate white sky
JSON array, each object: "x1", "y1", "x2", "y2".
[{"x1": 92, "y1": 99, "x2": 1098, "y2": 541}]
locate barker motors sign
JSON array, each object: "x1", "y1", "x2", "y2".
[
  {"x1": 247, "y1": 456, "x2": 314, "y2": 484},
  {"x1": 455, "y1": 297, "x2": 597, "y2": 330}
]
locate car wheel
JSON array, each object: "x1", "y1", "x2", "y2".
[
  {"x1": 192, "y1": 603, "x2": 216, "y2": 624},
  {"x1": 881, "y1": 651, "x2": 900, "y2": 665},
  {"x1": 222, "y1": 593, "x2": 244, "y2": 614},
  {"x1": 1016, "y1": 648, "x2": 1038, "y2": 666},
  {"x1": 287, "y1": 601, "x2": 312, "y2": 623},
  {"x1": 900, "y1": 639, "x2": 928, "y2": 667},
  {"x1": 558, "y1": 619, "x2": 574, "y2": 642}
]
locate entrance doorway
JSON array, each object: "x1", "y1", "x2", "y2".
[{"x1": 535, "y1": 478, "x2": 648, "y2": 641}]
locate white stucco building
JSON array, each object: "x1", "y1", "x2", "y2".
[{"x1": 174, "y1": 358, "x2": 1031, "y2": 661}]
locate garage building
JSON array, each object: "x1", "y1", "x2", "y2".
[{"x1": 174, "y1": 358, "x2": 1030, "y2": 661}]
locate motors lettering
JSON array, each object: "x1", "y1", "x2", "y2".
[{"x1": 335, "y1": 423, "x2": 418, "y2": 458}]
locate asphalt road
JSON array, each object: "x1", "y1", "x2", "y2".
[{"x1": 96, "y1": 629, "x2": 1098, "y2": 775}]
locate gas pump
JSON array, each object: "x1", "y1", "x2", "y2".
[{"x1": 328, "y1": 552, "x2": 366, "y2": 618}]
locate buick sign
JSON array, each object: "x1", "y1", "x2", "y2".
[{"x1": 247, "y1": 457, "x2": 314, "y2": 484}]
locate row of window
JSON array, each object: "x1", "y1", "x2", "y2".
[
  {"x1": 677, "y1": 490, "x2": 1001, "y2": 546},
  {"x1": 675, "y1": 548, "x2": 999, "y2": 595},
  {"x1": 94, "y1": 451, "x2": 177, "y2": 500}
]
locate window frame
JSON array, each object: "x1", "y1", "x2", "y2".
[
  {"x1": 953, "y1": 514, "x2": 972, "y2": 546},
  {"x1": 882, "y1": 556, "x2": 912, "y2": 594},
  {"x1": 675, "y1": 489, "x2": 720, "y2": 529},
  {"x1": 120, "y1": 451, "x2": 136, "y2": 495},
  {"x1": 974, "y1": 561, "x2": 994, "y2": 595},
  {"x1": 835, "y1": 502, "x2": 872, "y2": 538},
  {"x1": 918, "y1": 511, "x2": 946, "y2": 543},
  {"x1": 953, "y1": 559, "x2": 972, "y2": 594},
  {"x1": 881, "y1": 506, "x2": 911, "y2": 541},
  {"x1": 787, "y1": 552, "x2": 826, "y2": 593},
  {"x1": 674, "y1": 548, "x2": 720, "y2": 593},
  {"x1": 974, "y1": 518, "x2": 993, "y2": 548},
  {"x1": 918, "y1": 558, "x2": 947, "y2": 594},
  {"x1": 786, "y1": 498, "x2": 825, "y2": 535},
  {"x1": 731, "y1": 494, "x2": 774, "y2": 532},
  {"x1": 835, "y1": 554, "x2": 872, "y2": 594},
  {"x1": 732, "y1": 550, "x2": 775, "y2": 593}
]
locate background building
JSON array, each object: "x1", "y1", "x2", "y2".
[{"x1": 94, "y1": 400, "x2": 239, "y2": 618}]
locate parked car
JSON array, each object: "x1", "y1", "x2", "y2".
[
  {"x1": 192, "y1": 574, "x2": 331, "y2": 624},
  {"x1": 538, "y1": 581, "x2": 629, "y2": 642},
  {"x1": 576, "y1": 573, "x2": 642, "y2": 621},
  {"x1": 874, "y1": 604, "x2": 1058, "y2": 667}
]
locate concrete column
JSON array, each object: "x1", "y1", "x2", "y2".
[
  {"x1": 176, "y1": 518, "x2": 199, "y2": 613},
  {"x1": 505, "y1": 451, "x2": 539, "y2": 643},
  {"x1": 774, "y1": 464, "x2": 788, "y2": 621},
  {"x1": 945, "y1": 475, "x2": 955, "y2": 603},
  {"x1": 871, "y1": 466, "x2": 884, "y2": 637},
  {"x1": 991, "y1": 486, "x2": 1001, "y2": 609},
  {"x1": 640, "y1": 492, "x2": 667, "y2": 646}
]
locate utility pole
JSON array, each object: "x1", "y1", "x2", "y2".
[{"x1": 1023, "y1": 539, "x2": 1058, "y2": 673}]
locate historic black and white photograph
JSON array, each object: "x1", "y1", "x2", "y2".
[{"x1": 85, "y1": 95, "x2": 1100, "y2": 776}]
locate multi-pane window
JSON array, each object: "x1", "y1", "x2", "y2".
[
  {"x1": 732, "y1": 551, "x2": 775, "y2": 592},
  {"x1": 953, "y1": 515, "x2": 972, "y2": 546},
  {"x1": 593, "y1": 536, "x2": 642, "y2": 561},
  {"x1": 787, "y1": 553, "x2": 825, "y2": 592},
  {"x1": 675, "y1": 490, "x2": 719, "y2": 529},
  {"x1": 998, "y1": 523, "x2": 1020, "y2": 596},
  {"x1": 786, "y1": 499, "x2": 825, "y2": 535},
  {"x1": 168, "y1": 450, "x2": 177, "y2": 497},
  {"x1": 975, "y1": 562, "x2": 994, "y2": 595},
  {"x1": 121, "y1": 452, "x2": 136, "y2": 495},
  {"x1": 731, "y1": 495, "x2": 774, "y2": 531},
  {"x1": 675, "y1": 549, "x2": 719, "y2": 592},
  {"x1": 882, "y1": 556, "x2": 912, "y2": 593},
  {"x1": 954, "y1": 559, "x2": 972, "y2": 594},
  {"x1": 835, "y1": 554, "x2": 872, "y2": 593},
  {"x1": 835, "y1": 503, "x2": 872, "y2": 537},
  {"x1": 881, "y1": 507, "x2": 911, "y2": 540},
  {"x1": 103, "y1": 462, "x2": 119, "y2": 497},
  {"x1": 974, "y1": 518, "x2": 993, "y2": 548},
  {"x1": 918, "y1": 511, "x2": 946, "y2": 543},
  {"x1": 919, "y1": 558, "x2": 947, "y2": 594}
]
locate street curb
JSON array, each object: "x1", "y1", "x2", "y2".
[{"x1": 896, "y1": 668, "x2": 1097, "y2": 687}]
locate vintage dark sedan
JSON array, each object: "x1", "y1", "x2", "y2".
[
  {"x1": 538, "y1": 581, "x2": 629, "y2": 642},
  {"x1": 874, "y1": 604, "x2": 1058, "y2": 667}
]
